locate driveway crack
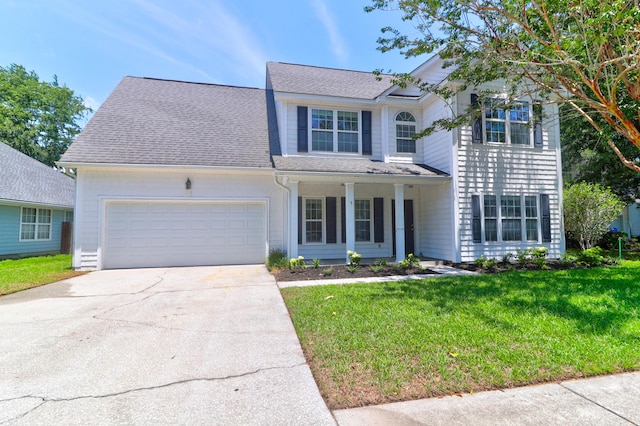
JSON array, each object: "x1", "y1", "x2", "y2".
[
  {"x1": 559, "y1": 383, "x2": 638, "y2": 425},
  {"x1": 0, "y1": 363, "x2": 307, "y2": 424}
]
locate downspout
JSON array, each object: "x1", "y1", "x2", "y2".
[{"x1": 273, "y1": 173, "x2": 291, "y2": 258}]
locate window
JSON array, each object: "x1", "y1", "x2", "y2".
[
  {"x1": 525, "y1": 196, "x2": 538, "y2": 241},
  {"x1": 501, "y1": 196, "x2": 522, "y2": 241},
  {"x1": 395, "y1": 111, "x2": 416, "y2": 153},
  {"x1": 473, "y1": 195, "x2": 544, "y2": 243},
  {"x1": 20, "y1": 207, "x2": 52, "y2": 241},
  {"x1": 304, "y1": 199, "x2": 324, "y2": 243},
  {"x1": 484, "y1": 100, "x2": 531, "y2": 145},
  {"x1": 311, "y1": 109, "x2": 359, "y2": 153},
  {"x1": 484, "y1": 195, "x2": 498, "y2": 242},
  {"x1": 64, "y1": 210, "x2": 74, "y2": 222},
  {"x1": 354, "y1": 200, "x2": 371, "y2": 242}
]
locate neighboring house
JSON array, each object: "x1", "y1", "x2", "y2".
[
  {"x1": 59, "y1": 57, "x2": 565, "y2": 270},
  {"x1": 0, "y1": 143, "x2": 74, "y2": 259},
  {"x1": 611, "y1": 201, "x2": 640, "y2": 238}
]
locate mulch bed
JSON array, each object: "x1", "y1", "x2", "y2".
[{"x1": 272, "y1": 264, "x2": 438, "y2": 282}]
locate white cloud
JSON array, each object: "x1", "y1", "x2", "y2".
[
  {"x1": 83, "y1": 96, "x2": 101, "y2": 111},
  {"x1": 311, "y1": 0, "x2": 348, "y2": 63}
]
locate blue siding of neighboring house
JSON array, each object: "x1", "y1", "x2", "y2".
[{"x1": 0, "y1": 204, "x2": 73, "y2": 258}]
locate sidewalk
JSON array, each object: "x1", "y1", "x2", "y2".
[{"x1": 333, "y1": 371, "x2": 640, "y2": 425}]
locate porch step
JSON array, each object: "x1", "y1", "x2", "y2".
[{"x1": 420, "y1": 259, "x2": 445, "y2": 267}]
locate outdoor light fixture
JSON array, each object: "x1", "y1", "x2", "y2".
[{"x1": 185, "y1": 178, "x2": 192, "y2": 190}]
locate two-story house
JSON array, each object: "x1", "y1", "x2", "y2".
[{"x1": 60, "y1": 56, "x2": 565, "y2": 270}]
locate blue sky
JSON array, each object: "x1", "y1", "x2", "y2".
[{"x1": 1, "y1": 0, "x2": 426, "y2": 113}]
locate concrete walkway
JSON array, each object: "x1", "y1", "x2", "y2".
[
  {"x1": 334, "y1": 371, "x2": 640, "y2": 425},
  {"x1": 0, "y1": 265, "x2": 334, "y2": 425}
]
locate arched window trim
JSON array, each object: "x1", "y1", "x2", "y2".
[
  {"x1": 395, "y1": 111, "x2": 416, "y2": 122},
  {"x1": 395, "y1": 111, "x2": 417, "y2": 153}
]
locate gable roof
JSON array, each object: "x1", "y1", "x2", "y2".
[
  {"x1": 60, "y1": 77, "x2": 278, "y2": 168},
  {"x1": 267, "y1": 62, "x2": 394, "y2": 100},
  {"x1": 0, "y1": 143, "x2": 74, "y2": 208}
]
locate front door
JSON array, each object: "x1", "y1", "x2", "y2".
[{"x1": 392, "y1": 199, "x2": 415, "y2": 256}]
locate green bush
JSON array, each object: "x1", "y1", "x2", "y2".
[
  {"x1": 266, "y1": 249, "x2": 287, "y2": 271},
  {"x1": 347, "y1": 250, "x2": 362, "y2": 266},
  {"x1": 312, "y1": 258, "x2": 321, "y2": 269},
  {"x1": 399, "y1": 253, "x2": 420, "y2": 270},
  {"x1": 374, "y1": 258, "x2": 387, "y2": 267},
  {"x1": 369, "y1": 264, "x2": 384, "y2": 273},
  {"x1": 577, "y1": 247, "x2": 605, "y2": 266},
  {"x1": 598, "y1": 231, "x2": 628, "y2": 250},
  {"x1": 289, "y1": 256, "x2": 306, "y2": 270},
  {"x1": 322, "y1": 267, "x2": 333, "y2": 276}
]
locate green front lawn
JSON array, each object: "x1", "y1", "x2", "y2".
[
  {"x1": 0, "y1": 254, "x2": 85, "y2": 296},
  {"x1": 282, "y1": 261, "x2": 640, "y2": 409}
]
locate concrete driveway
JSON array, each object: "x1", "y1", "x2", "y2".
[{"x1": 0, "y1": 265, "x2": 335, "y2": 425}]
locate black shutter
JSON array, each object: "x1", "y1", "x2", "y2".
[
  {"x1": 374, "y1": 198, "x2": 384, "y2": 243},
  {"x1": 297, "y1": 106, "x2": 308, "y2": 152},
  {"x1": 541, "y1": 194, "x2": 551, "y2": 242},
  {"x1": 362, "y1": 110, "x2": 372, "y2": 155},
  {"x1": 472, "y1": 195, "x2": 482, "y2": 243},
  {"x1": 326, "y1": 197, "x2": 337, "y2": 244},
  {"x1": 341, "y1": 197, "x2": 346, "y2": 243},
  {"x1": 471, "y1": 94, "x2": 483, "y2": 144},
  {"x1": 533, "y1": 102, "x2": 543, "y2": 147},
  {"x1": 298, "y1": 196, "x2": 303, "y2": 244}
]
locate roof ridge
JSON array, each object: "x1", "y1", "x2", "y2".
[
  {"x1": 267, "y1": 61, "x2": 392, "y2": 77},
  {"x1": 125, "y1": 76, "x2": 263, "y2": 91}
]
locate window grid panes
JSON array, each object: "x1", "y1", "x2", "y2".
[
  {"x1": 354, "y1": 199, "x2": 371, "y2": 242},
  {"x1": 20, "y1": 208, "x2": 52, "y2": 241},
  {"x1": 396, "y1": 112, "x2": 417, "y2": 153},
  {"x1": 312, "y1": 109, "x2": 333, "y2": 151},
  {"x1": 525, "y1": 196, "x2": 539, "y2": 241},
  {"x1": 311, "y1": 109, "x2": 360, "y2": 153},
  {"x1": 484, "y1": 195, "x2": 497, "y2": 242},
  {"x1": 305, "y1": 199, "x2": 323, "y2": 243},
  {"x1": 501, "y1": 196, "x2": 522, "y2": 241},
  {"x1": 484, "y1": 100, "x2": 531, "y2": 145}
]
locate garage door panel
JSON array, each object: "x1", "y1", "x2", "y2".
[{"x1": 104, "y1": 201, "x2": 266, "y2": 269}]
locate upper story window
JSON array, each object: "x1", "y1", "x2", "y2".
[
  {"x1": 483, "y1": 100, "x2": 531, "y2": 145},
  {"x1": 311, "y1": 109, "x2": 359, "y2": 153},
  {"x1": 395, "y1": 111, "x2": 416, "y2": 153},
  {"x1": 20, "y1": 207, "x2": 52, "y2": 241}
]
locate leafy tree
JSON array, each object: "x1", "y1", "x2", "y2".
[
  {"x1": 366, "y1": 0, "x2": 640, "y2": 173},
  {"x1": 0, "y1": 64, "x2": 90, "y2": 166},
  {"x1": 564, "y1": 182, "x2": 625, "y2": 250},
  {"x1": 561, "y1": 105, "x2": 640, "y2": 202}
]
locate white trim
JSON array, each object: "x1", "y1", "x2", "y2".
[
  {"x1": 308, "y1": 107, "x2": 362, "y2": 154},
  {"x1": 0, "y1": 199, "x2": 72, "y2": 209},
  {"x1": 552, "y1": 103, "x2": 567, "y2": 254},
  {"x1": 19, "y1": 207, "x2": 52, "y2": 242}
]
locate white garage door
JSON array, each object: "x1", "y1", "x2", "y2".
[{"x1": 103, "y1": 201, "x2": 267, "y2": 269}]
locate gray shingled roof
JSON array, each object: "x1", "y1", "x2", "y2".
[
  {"x1": 0, "y1": 143, "x2": 74, "y2": 207},
  {"x1": 273, "y1": 156, "x2": 448, "y2": 177},
  {"x1": 61, "y1": 77, "x2": 278, "y2": 168},
  {"x1": 267, "y1": 62, "x2": 394, "y2": 100}
]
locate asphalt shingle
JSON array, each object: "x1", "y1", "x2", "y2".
[
  {"x1": 0, "y1": 143, "x2": 74, "y2": 207},
  {"x1": 272, "y1": 156, "x2": 448, "y2": 177},
  {"x1": 267, "y1": 62, "x2": 394, "y2": 100},
  {"x1": 61, "y1": 77, "x2": 276, "y2": 168}
]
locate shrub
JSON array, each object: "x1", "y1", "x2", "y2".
[
  {"x1": 577, "y1": 247, "x2": 605, "y2": 267},
  {"x1": 501, "y1": 253, "x2": 514, "y2": 265},
  {"x1": 289, "y1": 256, "x2": 306, "y2": 270},
  {"x1": 559, "y1": 252, "x2": 578, "y2": 267},
  {"x1": 266, "y1": 249, "x2": 287, "y2": 271},
  {"x1": 531, "y1": 247, "x2": 548, "y2": 269},
  {"x1": 374, "y1": 258, "x2": 387, "y2": 267},
  {"x1": 369, "y1": 264, "x2": 384, "y2": 273},
  {"x1": 516, "y1": 249, "x2": 529, "y2": 267},
  {"x1": 564, "y1": 183, "x2": 625, "y2": 250},
  {"x1": 399, "y1": 253, "x2": 421, "y2": 270},
  {"x1": 346, "y1": 265, "x2": 358, "y2": 273},
  {"x1": 474, "y1": 255, "x2": 487, "y2": 267},
  {"x1": 598, "y1": 231, "x2": 628, "y2": 250},
  {"x1": 322, "y1": 267, "x2": 333, "y2": 276},
  {"x1": 312, "y1": 258, "x2": 321, "y2": 269},
  {"x1": 347, "y1": 250, "x2": 362, "y2": 266}
]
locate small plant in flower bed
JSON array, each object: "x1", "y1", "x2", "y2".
[
  {"x1": 289, "y1": 256, "x2": 306, "y2": 270},
  {"x1": 347, "y1": 250, "x2": 362, "y2": 267},
  {"x1": 312, "y1": 258, "x2": 321, "y2": 269}
]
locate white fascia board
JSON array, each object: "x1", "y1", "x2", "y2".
[
  {"x1": 0, "y1": 199, "x2": 73, "y2": 209},
  {"x1": 274, "y1": 170, "x2": 450, "y2": 185},
  {"x1": 56, "y1": 162, "x2": 276, "y2": 175}
]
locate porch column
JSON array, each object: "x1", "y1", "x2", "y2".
[
  {"x1": 345, "y1": 183, "x2": 355, "y2": 263},
  {"x1": 289, "y1": 180, "x2": 299, "y2": 259},
  {"x1": 394, "y1": 183, "x2": 405, "y2": 262}
]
